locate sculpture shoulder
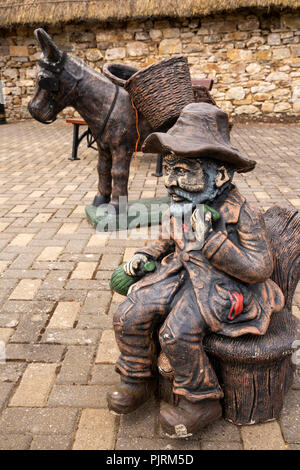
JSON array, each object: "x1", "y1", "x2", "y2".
[
  {"x1": 220, "y1": 187, "x2": 265, "y2": 232},
  {"x1": 238, "y1": 199, "x2": 267, "y2": 234}
]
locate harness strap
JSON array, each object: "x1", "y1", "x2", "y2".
[
  {"x1": 88, "y1": 84, "x2": 119, "y2": 148},
  {"x1": 38, "y1": 55, "x2": 84, "y2": 124},
  {"x1": 130, "y1": 98, "x2": 141, "y2": 172}
]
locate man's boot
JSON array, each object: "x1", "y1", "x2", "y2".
[
  {"x1": 159, "y1": 396, "x2": 222, "y2": 438},
  {"x1": 107, "y1": 380, "x2": 154, "y2": 415}
]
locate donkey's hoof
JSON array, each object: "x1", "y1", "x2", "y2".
[{"x1": 92, "y1": 194, "x2": 111, "y2": 207}]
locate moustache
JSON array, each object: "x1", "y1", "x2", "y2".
[{"x1": 168, "y1": 187, "x2": 198, "y2": 201}]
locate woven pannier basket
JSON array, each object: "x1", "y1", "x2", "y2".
[
  {"x1": 102, "y1": 62, "x2": 139, "y2": 88},
  {"x1": 125, "y1": 56, "x2": 194, "y2": 130}
]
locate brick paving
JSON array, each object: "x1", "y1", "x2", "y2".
[{"x1": 0, "y1": 119, "x2": 299, "y2": 450}]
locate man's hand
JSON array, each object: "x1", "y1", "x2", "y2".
[
  {"x1": 123, "y1": 253, "x2": 149, "y2": 277},
  {"x1": 191, "y1": 207, "x2": 213, "y2": 248}
]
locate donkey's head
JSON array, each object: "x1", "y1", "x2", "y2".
[{"x1": 28, "y1": 28, "x2": 83, "y2": 123}]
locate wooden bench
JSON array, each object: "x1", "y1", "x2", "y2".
[
  {"x1": 0, "y1": 104, "x2": 6, "y2": 125},
  {"x1": 66, "y1": 79, "x2": 214, "y2": 166},
  {"x1": 66, "y1": 118, "x2": 97, "y2": 161}
]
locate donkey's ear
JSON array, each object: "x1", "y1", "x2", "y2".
[{"x1": 34, "y1": 28, "x2": 62, "y2": 63}]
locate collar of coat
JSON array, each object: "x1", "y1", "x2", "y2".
[{"x1": 213, "y1": 185, "x2": 246, "y2": 225}]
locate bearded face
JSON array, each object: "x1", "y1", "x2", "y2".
[{"x1": 163, "y1": 154, "x2": 233, "y2": 210}]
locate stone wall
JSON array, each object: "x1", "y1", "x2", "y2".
[{"x1": 1, "y1": 8, "x2": 300, "y2": 122}]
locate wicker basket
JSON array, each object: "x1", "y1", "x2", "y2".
[
  {"x1": 102, "y1": 62, "x2": 139, "y2": 88},
  {"x1": 125, "y1": 56, "x2": 194, "y2": 130}
]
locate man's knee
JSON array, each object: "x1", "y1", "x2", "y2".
[
  {"x1": 113, "y1": 290, "x2": 160, "y2": 334},
  {"x1": 159, "y1": 312, "x2": 205, "y2": 353}
]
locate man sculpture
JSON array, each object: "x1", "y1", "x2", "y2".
[{"x1": 107, "y1": 103, "x2": 284, "y2": 437}]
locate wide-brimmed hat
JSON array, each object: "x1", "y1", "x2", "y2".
[{"x1": 142, "y1": 103, "x2": 256, "y2": 173}]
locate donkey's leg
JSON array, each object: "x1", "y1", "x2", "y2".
[
  {"x1": 110, "y1": 147, "x2": 131, "y2": 211},
  {"x1": 93, "y1": 150, "x2": 112, "y2": 207}
]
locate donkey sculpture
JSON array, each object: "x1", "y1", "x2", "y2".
[{"x1": 28, "y1": 28, "x2": 152, "y2": 211}]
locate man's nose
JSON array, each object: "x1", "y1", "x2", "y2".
[{"x1": 165, "y1": 173, "x2": 178, "y2": 188}]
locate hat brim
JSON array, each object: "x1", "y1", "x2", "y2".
[{"x1": 142, "y1": 132, "x2": 256, "y2": 173}]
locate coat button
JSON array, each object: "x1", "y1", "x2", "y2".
[{"x1": 181, "y1": 253, "x2": 190, "y2": 262}]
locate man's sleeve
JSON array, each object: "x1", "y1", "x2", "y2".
[{"x1": 202, "y1": 202, "x2": 274, "y2": 284}]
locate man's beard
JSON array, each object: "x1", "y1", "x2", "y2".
[
  {"x1": 168, "y1": 185, "x2": 218, "y2": 213},
  {"x1": 169, "y1": 197, "x2": 194, "y2": 218},
  {"x1": 168, "y1": 181, "x2": 232, "y2": 217}
]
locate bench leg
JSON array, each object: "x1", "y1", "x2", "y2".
[
  {"x1": 69, "y1": 123, "x2": 81, "y2": 161},
  {"x1": 0, "y1": 103, "x2": 6, "y2": 125},
  {"x1": 152, "y1": 154, "x2": 163, "y2": 177}
]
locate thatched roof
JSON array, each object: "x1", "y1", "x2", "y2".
[{"x1": 1, "y1": 0, "x2": 300, "y2": 28}]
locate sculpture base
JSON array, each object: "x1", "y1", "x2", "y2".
[
  {"x1": 158, "y1": 309, "x2": 298, "y2": 426},
  {"x1": 85, "y1": 196, "x2": 169, "y2": 231}
]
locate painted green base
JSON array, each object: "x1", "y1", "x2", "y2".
[{"x1": 85, "y1": 196, "x2": 170, "y2": 231}]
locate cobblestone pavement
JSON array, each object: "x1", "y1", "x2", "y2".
[{"x1": 0, "y1": 120, "x2": 299, "y2": 450}]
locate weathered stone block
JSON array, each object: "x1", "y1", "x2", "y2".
[
  {"x1": 9, "y1": 46, "x2": 28, "y2": 57},
  {"x1": 227, "y1": 49, "x2": 252, "y2": 62},
  {"x1": 246, "y1": 63, "x2": 261, "y2": 74},
  {"x1": 246, "y1": 37, "x2": 265, "y2": 49},
  {"x1": 105, "y1": 47, "x2": 126, "y2": 60},
  {"x1": 203, "y1": 35, "x2": 221, "y2": 44},
  {"x1": 226, "y1": 86, "x2": 245, "y2": 101},
  {"x1": 149, "y1": 29, "x2": 162, "y2": 41},
  {"x1": 217, "y1": 100, "x2": 233, "y2": 114},
  {"x1": 251, "y1": 82, "x2": 276, "y2": 94},
  {"x1": 17, "y1": 79, "x2": 34, "y2": 87},
  {"x1": 135, "y1": 32, "x2": 150, "y2": 41},
  {"x1": 235, "y1": 105, "x2": 259, "y2": 115},
  {"x1": 291, "y1": 45, "x2": 300, "y2": 58},
  {"x1": 292, "y1": 85, "x2": 300, "y2": 102},
  {"x1": 96, "y1": 31, "x2": 119, "y2": 42},
  {"x1": 268, "y1": 33, "x2": 281, "y2": 46},
  {"x1": 293, "y1": 102, "x2": 300, "y2": 112},
  {"x1": 273, "y1": 48, "x2": 291, "y2": 60},
  {"x1": 159, "y1": 39, "x2": 182, "y2": 55},
  {"x1": 267, "y1": 71, "x2": 289, "y2": 81},
  {"x1": 256, "y1": 49, "x2": 272, "y2": 61},
  {"x1": 162, "y1": 28, "x2": 180, "y2": 39},
  {"x1": 238, "y1": 16, "x2": 260, "y2": 31},
  {"x1": 183, "y1": 43, "x2": 204, "y2": 54},
  {"x1": 253, "y1": 93, "x2": 270, "y2": 101},
  {"x1": 274, "y1": 102, "x2": 291, "y2": 112},
  {"x1": 3, "y1": 68, "x2": 18, "y2": 79},
  {"x1": 126, "y1": 41, "x2": 149, "y2": 57},
  {"x1": 85, "y1": 49, "x2": 103, "y2": 62},
  {"x1": 261, "y1": 101, "x2": 274, "y2": 113}
]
